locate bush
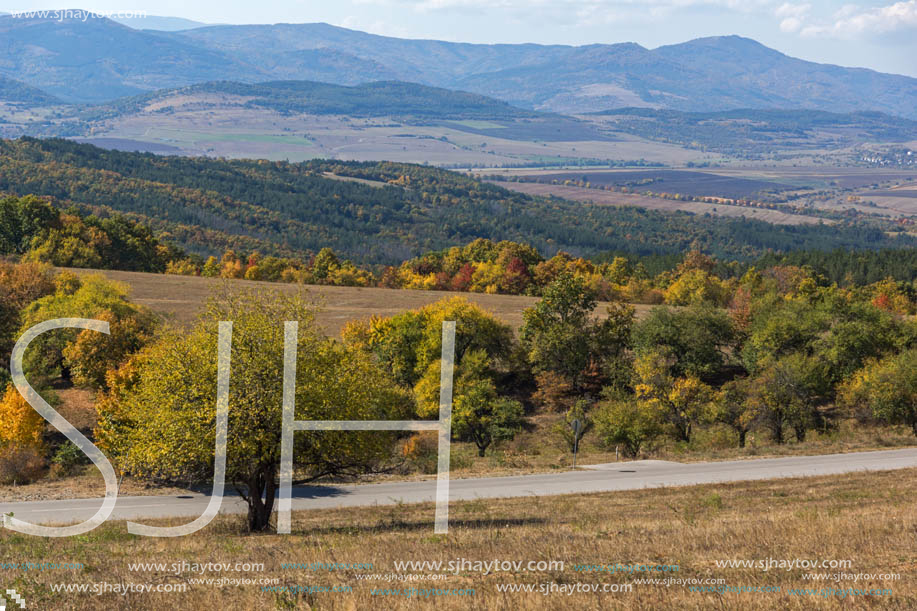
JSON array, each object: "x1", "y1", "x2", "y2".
[
  {"x1": 594, "y1": 399, "x2": 663, "y2": 458},
  {"x1": 50, "y1": 441, "x2": 91, "y2": 477},
  {"x1": 400, "y1": 434, "x2": 439, "y2": 474},
  {"x1": 553, "y1": 400, "x2": 593, "y2": 453},
  {"x1": 0, "y1": 444, "x2": 47, "y2": 485}
]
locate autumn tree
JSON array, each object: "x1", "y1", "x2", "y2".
[
  {"x1": 18, "y1": 273, "x2": 156, "y2": 389},
  {"x1": 531, "y1": 371, "x2": 574, "y2": 413},
  {"x1": 343, "y1": 296, "x2": 515, "y2": 396},
  {"x1": 0, "y1": 261, "x2": 56, "y2": 386},
  {"x1": 521, "y1": 272, "x2": 634, "y2": 392},
  {"x1": 840, "y1": 349, "x2": 917, "y2": 436},
  {"x1": 97, "y1": 287, "x2": 411, "y2": 532},
  {"x1": 0, "y1": 383, "x2": 45, "y2": 451},
  {"x1": 632, "y1": 348, "x2": 717, "y2": 443}
]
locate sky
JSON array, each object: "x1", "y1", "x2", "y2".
[{"x1": 2, "y1": 0, "x2": 916, "y2": 77}]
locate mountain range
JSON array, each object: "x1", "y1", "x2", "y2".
[{"x1": 1, "y1": 13, "x2": 916, "y2": 118}]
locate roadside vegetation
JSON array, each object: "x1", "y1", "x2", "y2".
[{"x1": 4, "y1": 246, "x2": 917, "y2": 532}]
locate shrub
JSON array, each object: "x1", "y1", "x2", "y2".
[
  {"x1": 400, "y1": 433, "x2": 439, "y2": 474},
  {"x1": 50, "y1": 441, "x2": 90, "y2": 477},
  {"x1": 594, "y1": 398, "x2": 663, "y2": 458},
  {"x1": 0, "y1": 444, "x2": 47, "y2": 485},
  {"x1": 553, "y1": 400, "x2": 593, "y2": 453}
]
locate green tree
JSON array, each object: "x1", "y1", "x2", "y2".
[
  {"x1": 311, "y1": 248, "x2": 340, "y2": 281},
  {"x1": 714, "y1": 378, "x2": 754, "y2": 448},
  {"x1": 840, "y1": 349, "x2": 917, "y2": 436},
  {"x1": 445, "y1": 350, "x2": 524, "y2": 456},
  {"x1": 745, "y1": 353, "x2": 828, "y2": 443},
  {"x1": 594, "y1": 396, "x2": 663, "y2": 458},
  {"x1": 414, "y1": 344, "x2": 524, "y2": 457},
  {"x1": 740, "y1": 295, "x2": 829, "y2": 374},
  {"x1": 632, "y1": 304, "x2": 734, "y2": 381},
  {"x1": 521, "y1": 272, "x2": 633, "y2": 391},
  {"x1": 97, "y1": 287, "x2": 412, "y2": 532},
  {"x1": 812, "y1": 300, "x2": 906, "y2": 386}
]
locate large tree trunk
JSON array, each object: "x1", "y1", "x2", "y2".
[
  {"x1": 771, "y1": 420, "x2": 784, "y2": 444},
  {"x1": 245, "y1": 465, "x2": 276, "y2": 532},
  {"x1": 674, "y1": 421, "x2": 691, "y2": 444},
  {"x1": 737, "y1": 429, "x2": 746, "y2": 448},
  {"x1": 474, "y1": 430, "x2": 490, "y2": 457}
]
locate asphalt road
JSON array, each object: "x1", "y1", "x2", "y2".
[{"x1": 2, "y1": 449, "x2": 916, "y2": 526}]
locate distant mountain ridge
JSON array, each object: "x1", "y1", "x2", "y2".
[
  {"x1": 1, "y1": 14, "x2": 916, "y2": 118},
  {"x1": 110, "y1": 15, "x2": 209, "y2": 31}
]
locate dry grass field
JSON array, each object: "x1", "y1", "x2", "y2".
[
  {"x1": 2, "y1": 468, "x2": 913, "y2": 609},
  {"x1": 69, "y1": 269, "x2": 652, "y2": 336}
]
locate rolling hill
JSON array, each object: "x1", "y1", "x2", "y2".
[
  {"x1": 1, "y1": 14, "x2": 916, "y2": 118},
  {"x1": 0, "y1": 75, "x2": 61, "y2": 104},
  {"x1": 0, "y1": 137, "x2": 912, "y2": 264},
  {"x1": 86, "y1": 80, "x2": 542, "y2": 122}
]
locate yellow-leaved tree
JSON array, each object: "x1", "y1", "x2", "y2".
[
  {"x1": 633, "y1": 347, "x2": 716, "y2": 443},
  {"x1": 96, "y1": 286, "x2": 412, "y2": 532},
  {"x1": 0, "y1": 383, "x2": 45, "y2": 450}
]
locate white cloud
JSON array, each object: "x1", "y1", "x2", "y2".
[
  {"x1": 779, "y1": 16, "x2": 802, "y2": 31},
  {"x1": 774, "y1": 3, "x2": 809, "y2": 32},
  {"x1": 776, "y1": 2, "x2": 810, "y2": 18},
  {"x1": 799, "y1": 0, "x2": 917, "y2": 37},
  {"x1": 367, "y1": 0, "x2": 772, "y2": 15}
]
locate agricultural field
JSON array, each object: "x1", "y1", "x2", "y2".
[
  {"x1": 856, "y1": 182, "x2": 917, "y2": 216},
  {"x1": 506, "y1": 169, "x2": 794, "y2": 199},
  {"x1": 77, "y1": 107, "x2": 707, "y2": 166},
  {"x1": 486, "y1": 166, "x2": 917, "y2": 226},
  {"x1": 492, "y1": 181, "x2": 828, "y2": 225}
]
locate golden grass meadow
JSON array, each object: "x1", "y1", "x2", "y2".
[{"x1": 2, "y1": 467, "x2": 914, "y2": 610}]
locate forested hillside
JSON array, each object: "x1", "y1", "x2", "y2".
[
  {"x1": 0, "y1": 194, "x2": 179, "y2": 272},
  {"x1": 0, "y1": 138, "x2": 913, "y2": 264},
  {"x1": 0, "y1": 75, "x2": 61, "y2": 105},
  {"x1": 87, "y1": 80, "x2": 540, "y2": 121}
]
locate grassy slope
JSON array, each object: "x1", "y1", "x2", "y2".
[{"x1": 73, "y1": 268, "x2": 651, "y2": 335}]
